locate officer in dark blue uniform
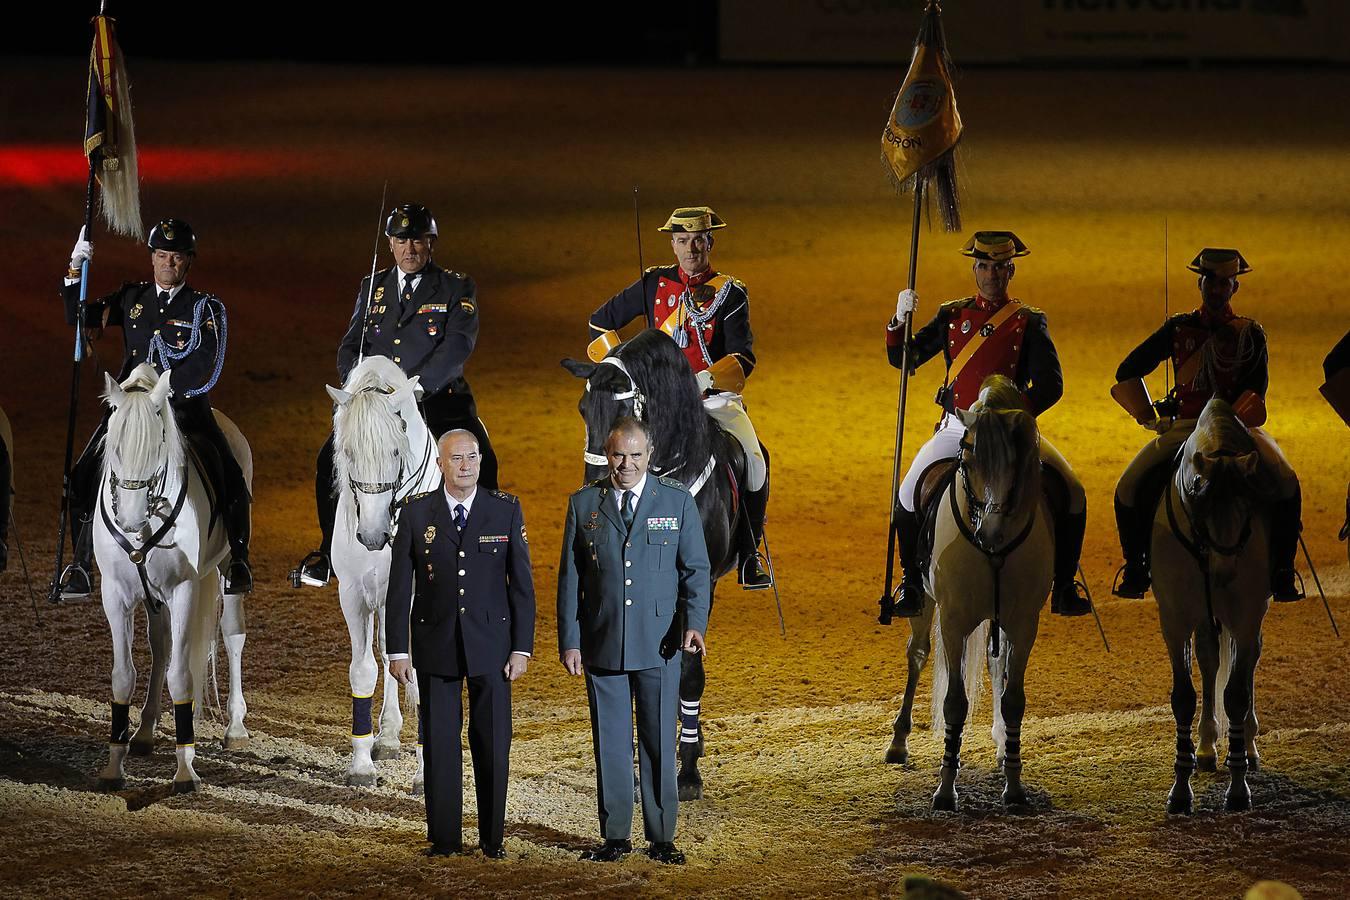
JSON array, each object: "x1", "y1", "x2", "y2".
[
  {"x1": 58, "y1": 219, "x2": 252, "y2": 598},
  {"x1": 387, "y1": 429, "x2": 535, "y2": 859},
  {"x1": 294, "y1": 203, "x2": 498, "y2": 586}
]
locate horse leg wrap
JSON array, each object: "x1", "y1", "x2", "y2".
[
  {"x1": 352, "y1": 695, "x2": 373, "y2": 739},
  {"x1": 1174, "y1": 728, "x2": 1196, "y2": 774},
  {"x1": 110, "y1": 702, "x2": 131, "y2": 745},
  {"x1": 173, "y1": 701, "x2": 195, "y2": 748},
  {"x1": 680, "y1": 700, "x2": 701, "y2": 746},
  {"x1": 1225, "y1": 725, "x2": 1247, "y2": 772},
  {"x1": 1003, "y1": 724, "x2": 1022, "y2": 773},
  {"x1": 942, "y1": 724, "x2": 963, "y2": 771}
]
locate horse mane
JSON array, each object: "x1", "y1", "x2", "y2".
[
  {"x1": 615, "y1": 329, "x2": 716, "y2": 477},
  {"x1": 1182, "y1": 398, "x2": 1277, "y2": 501},
  {"x1": 333, "y1": 359, "x2": 413, "y2": 490},
  {"x1": 102, "y1": 365, "x2": 184, "y2": 476},
  {"x1": 967, "y1": 375, "x2": 1040, "y2": 510}
]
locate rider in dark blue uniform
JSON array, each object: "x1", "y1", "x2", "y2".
[
  {"x1": 58, "y1": 219, "x2": 252, "y2": 598},
  {"x1": 293, "y1": 203, "x2": 497, "y2": 586}
]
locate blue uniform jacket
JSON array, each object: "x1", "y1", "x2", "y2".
[
  {"x1": 557, "y1": 475, "x2": 711, "y2": 671},
  {"x1": 386, "y1": 488, "x2": 536, "y2": 679}
]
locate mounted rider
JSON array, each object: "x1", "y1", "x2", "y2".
[
  {"x1": 1111, "y1": 248, "x2": 1302, "y2": 601},
  {"x1": 58, "y1": 219, "x2": 252, "y2": 598},
  {"x1": 294, "y1": 203, "x2": 497, "y2": 587},
  {"x1": 886, "y1": 231, "x2": 1090, "y2": 618},
  {"x1": 586, "y1": 206, "x2": 771, "y2": 590}
]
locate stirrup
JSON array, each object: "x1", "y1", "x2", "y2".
[
  {"x1": 1111, "y1": 563, "x2": 1150, "y2": 600},
  {"x1": 224, "y1": 559, "x2": 253, "y2": 595},
  {"x1": 738, "y1": 552, "x2": 773, "y2": 591},
  {"x1": 1051, "y1": 580, "x2": 1092, "y2": 617},
  {"x1": 289, "y1": 551, "x2": 331, "y2": 588},
  {"x1": 892, "y1": 579, "x2": 925, "y2": 617},
  {"x1": 58, "y1": 562, "x2": 94, "y2": 602},
  {"x1": 1271, "y1": 568, "x2": 1305, "y2": 603}
]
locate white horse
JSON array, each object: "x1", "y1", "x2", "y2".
[
  {"x1": 886, "y1": 376, "x2": 1054, "y2": 811},
  {"x1": 1152, "y1": 398, "x2": 1274, "y2": 814},
  {"x1": 95, "y1": 365, "x2": 252, "y2": 791},
  {"x1": 327, "y1": 356, "x2": 439, "y2": 789}
]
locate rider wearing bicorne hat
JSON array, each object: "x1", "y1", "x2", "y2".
[
  {"x1": 886, "y1": 231, "x2": 1091, "y2": 618},
  {"x1": 586, "y1": 206, "x2": 771, "y2": 590},
  {"x1": 58, "y1": 219, "x2": 253, "y2": 598},
  {"x1": 1110, "y1": 248, "x2": 1303, "y2": 601}
]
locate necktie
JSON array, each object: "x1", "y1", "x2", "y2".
[
  {"x1": 403, "y1": 276, "x2": 416, "y2": 302},
  {"x1": 454, "y1": 503, "x2": 467, "y2": 530},
  {"x1": 621, "y1": 491, "x2": 635, "y2": 528},
  {"x1": 158, "y1": 290, "x2": 171, "y2": 306}
]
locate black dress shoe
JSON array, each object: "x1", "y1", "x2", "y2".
[
  {"x1": 1050, "y1": 581, "x2": 1092, "y2": 617},
  {"x1": 423, "y1": 844, "x2": 462, "y2": 857},
  {"x1": 481, "y1": 846, "x2": 507, "y2": 860},
  {"x1": 646, "y1": 842, "x2": 686, "y2": 865},
  {"x1": 580, "y1": 839, "x2": 632, "y2": 862}
]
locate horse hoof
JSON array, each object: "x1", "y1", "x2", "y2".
[
  {"x1": 371, "y1": 744, "x2": 401, "y2": 762},
  {"x1": 346, "y1": 772, "x2": 378, "y2": 787},
  {"x1": 1166, "y1": 796, "x2": 1193, "y2": 816},
  {"x1": 172, "y1": 779, "x2": 199, "y2": 795},
  {"x1": 678, "y1": 780, "x2": 704, "y2": 802},
  {"x1": 884, "y1": 746, "x2": 909, "y2": 765},
  {"x1": 222, "y1": 734, "x2": 250, "y2": 751},
  {"x1": 410, "y1": 780, "x2": 425, "y2": 798},
  {"x1": 932, "y1": 793, "x2": 958, "y2": 812},
  {"x1": 128, "y1": 739, "x2": 154, "y2": 758},
  {"x1": 97, "y1": 776, "x2": 125, "y2": 792},
  {"x1": 1196, "y1": 754, "x2": 1217, "y2": 773},
  {"x1": 1002, "y1": 787, "x2": 1028, "y2": 807},
  {"x1": 1248, "y1": 757, "x2": 1260, "y2": 773},
  {"x1": 1225, "y1": 789, "x2": 1252, "y2": 812}
]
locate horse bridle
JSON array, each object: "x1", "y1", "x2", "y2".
[
  {"x1": 948, "y1": 438, "x2": 1038, "y2": 658},
  {"x1": 582, "y1": 357, "x2": 645, "y2": 468},
  {"x1": 1165, "y1": 468, "x2": 1255, "y2": 629},
  {"x1": 347, "y1": 399, "x2": 435, "y2": 532},
  {"x1": 99, "y1": 461, "x2": 189, "y2": 613}
]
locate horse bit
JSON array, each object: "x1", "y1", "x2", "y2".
[
  {"x1": 347, "y1": 395, "x2": 435, "y2": 530},
  {"x1": 99, "y1": 461, "x2": 189, "y2": 613}
]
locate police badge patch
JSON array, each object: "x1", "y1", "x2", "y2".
[
  {"x1": 521, "y1": 524, "x2": 528, "y2": 544},
  {"x1": 129, "y1": 303, "x2": 143, "y2": 319},
  {"x1": 424, "y1": 526, "x2": 436, "y2": 543},
  {"x1": 374, "y1": 286, "x2": 385, "y2": 302}
]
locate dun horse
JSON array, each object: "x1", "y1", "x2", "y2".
[{"x1": 886, "y1": 376, "x2": 1054, "y2": 810}]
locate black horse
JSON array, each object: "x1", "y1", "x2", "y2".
[{"x1": 563, "y1": 328, "x2": 767, "y2": 800}]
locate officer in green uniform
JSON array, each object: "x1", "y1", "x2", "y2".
[{"x1": 557, "y1": 416, "x2": 710, "y2": 866}]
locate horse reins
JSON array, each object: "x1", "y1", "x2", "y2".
[
  {"x1": 949, "y1": 442, "x2": 1037, "y2": 659},
  {"x1": 1164, "y1": 473, "x2": 1253, "y2": 630},
  {"x1": 99, "y1": 464, "x2": 189, "y2": 613},
  {"x1": 347, "y1": 405, "x2": 436, "y2": 534}
]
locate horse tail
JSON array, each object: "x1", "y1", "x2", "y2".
[
  {"x1": 1215, "y1": 627, "x2": 1236, "y2": 737},
  {"x1": 930, "y1": 609, "x2": 990, "y2": 741},
  {"x1": 189, "y1": 574, "x2": 222, "y2": 724}
]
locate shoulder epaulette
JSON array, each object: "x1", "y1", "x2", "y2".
[
  {"x1": 941, "y1": 297, "x2": 976, "y2": 310},
  {"x1": 657, "y1": 475, "x2": 687, "y2": 489},
  {"x1": 1019, "y1": 303, "x2": 1046, "y2": 317},
  {"x1": 644, "y1": 265, "x2": 665, "y2": 275},
  {"x1": 572, "y1": 477, "x2": 608, "y2": 496},
  {"x1": 399, "y1": 490, "x2": 435, "y2": 507},
  {"x1": 488, "y1": 488, "x2": 518, "y2": 503},
  {"x1": 1168, "y1": 311, "x2": 1195, "y2": 323}
]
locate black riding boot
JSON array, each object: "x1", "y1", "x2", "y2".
[
  {"x1": 1051, "y1": 509, "x2": 1091, "y2": 616},
  {"x1": 893, "y1": 506, "x2": 925, "y2": 617},
  {"x1": 1113, "y1": 495, "x2": 1151, "y2": 599},
  {"x1": 58, "y1": 502, "x2": 96, "y2": 600},
  {"x1": 1269, "y1": 486, "x2": 1304, "y2": 602},
  {"x1": 223, "y1": 494, "x2": 253, "y2": 595},
  {"x1": 295, "y1": 435, "x2": 337, "y2": 587},
  {"x1": 736, "y1": 483, "x2": 772, "y2": 590}
]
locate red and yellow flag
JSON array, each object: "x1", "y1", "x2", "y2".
[{"x1": 881, "y1": 8, "x2": 962, "y2": 187}]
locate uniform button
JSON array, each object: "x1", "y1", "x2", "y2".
[
  {"x1": 460, "y1": 607, "x2": 466, "y2": 614},
  {"x1": 393, "y1": 356, "x2": 401, "y2": 363},
  {"x1": 626, "y1": 542, "x2": 632, "y2": 548},
  {"x1": 458, "y1": 588, "x2": 465, "y2": 596},
  {"x1": 625, "y1": 560, "x2": 632, "y2": 568},
  {"x1": 625, "y1": 578, "x2": 632, "y2": 586},
  {"x1": 625, "y1": 599, "x2": 633, "y2": 606},
  {"x1": 394, "y1": 339, "x2": 401, "y2": 345},
  {"x1": 153, "y1": 329, "x2": 161, "y2": 335},
  {"x1": 458, "y1": 550, "x2": 465, "y2": 557},
  {"x1": 458, "y1": 569, "x2": 465, "y2": 576},
  {"x1": 418, "y1": 618, "x2": 425, "y2": 623}
]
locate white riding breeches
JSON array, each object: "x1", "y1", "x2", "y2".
[
  {"x1": 704, "y1": 393, "x2": 766, "y2": 491},
  {"x1": 898, "y1": 414, "x2": 1086, "y2": 514}
]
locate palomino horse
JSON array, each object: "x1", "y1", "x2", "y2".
[
  {"x1": 886, "y1": 376, "x2": 1053, "y2": 810},
  {"x1": 563, "y1": 328, "x2": 758, "y2": 801},
  {"x1": 327, "y1": 356, "x2": 440, "y2": 789},
  {"x1": 1151, "y1": 398, "x2": 1276, "y2": 814},
  {"x1": 95, "y1": 365, "x2": 252, "y2": 791}
]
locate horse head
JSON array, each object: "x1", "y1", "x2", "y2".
[
  {"x1": 954, "y1": 376, "x2": 1041, "y2": 552},
  {"x1": 329, "y1": 357, "x2": 419, "y2": 551},
  {"x1": 102, "y1": 365, "x2": 181, "y2": 534},
  {"x1": 563, "y1": 355, "x2": 642, "y2": 483},
  {"x1": 1178, "y1": 398, "x2": 1267, "y2": 585}
]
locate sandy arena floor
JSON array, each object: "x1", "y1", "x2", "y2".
[{"x1": 1, "y1": 61, "x2": 1348, "y2": 898}]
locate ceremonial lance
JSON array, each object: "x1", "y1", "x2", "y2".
[
  {"x1": 50, "y1": 7, "x2": 142, "y2": 603},
  {"x1": 878, "y1": 0, "x2": 964, "y2": 624}
]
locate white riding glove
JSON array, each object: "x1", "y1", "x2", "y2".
[
  {"x1": 68, "y1": 227, "x2": 93, "y2": 274},
  {"x1": 895, "y1": 288, "x2": 918, "y2": 323},
  {"x1": 695, "y1": 370, "x2": 713, "y2": 393}
]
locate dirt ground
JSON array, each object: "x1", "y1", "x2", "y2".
[{"x1": 1, "y1": 61, "x2": 1348, "y2": 898}]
